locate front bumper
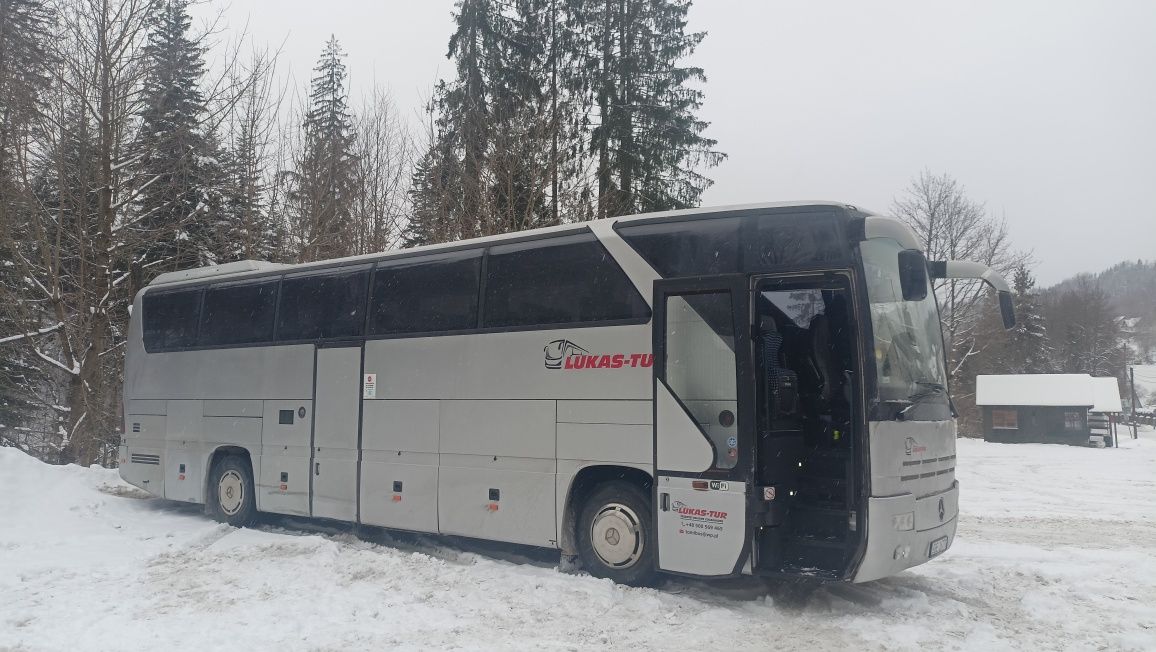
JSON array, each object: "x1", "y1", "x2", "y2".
[{"x1": 852, "y1": 482, "x2": 959, "y2": 582}]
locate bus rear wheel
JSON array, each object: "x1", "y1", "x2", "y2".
[
  {"x1": 577, "y1": 481, "x2": 656, "y2": 586},
  {"x1": 209, "y1": 455, "x2": 256, "y2": 527}
]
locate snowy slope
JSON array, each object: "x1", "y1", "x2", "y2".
[{"x1": 2, "y1": 434, "x2": 1155, "y2": 652}]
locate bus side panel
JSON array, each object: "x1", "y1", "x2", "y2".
[
  {"x1": 360, "y1": 400, "x2": 440, "y2": 533},
  {"x1": 121, "y1": 412, "x2": 166, "y2": 496},
  {"x1": 164, "y1": 400, "x2": 204, "y2": 503},
  {"x1": 130, "y1": 346, "x2": 315, "y2": 404},
  {"x1": 258, "y1": 399, "x2": 313, "y2": 516},
  {"x1": 555, "y1": 401, "x2": 654, "y2": 554},
  {"x1": 438, "y1": 400, "x2": 557, "y2": 547}
]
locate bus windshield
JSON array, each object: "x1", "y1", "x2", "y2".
[{"x1": 860, "y1": 238, "x2": 949, "y2": 417}]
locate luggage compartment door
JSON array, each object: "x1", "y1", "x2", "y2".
[{"x1": 311, "y1": 344, "x2": 362, "y2": 521}]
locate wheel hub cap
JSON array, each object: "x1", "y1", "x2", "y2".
[
  {"x1": 218, "y1": 470, "x2": 244, "y2": 516},
  {"x1": 590, "y1": 503, "x2": 643, "y2": 569}
]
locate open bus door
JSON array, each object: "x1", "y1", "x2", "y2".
[{"x1": 652, "y1": 276, "x2": 754, "y2": 577}]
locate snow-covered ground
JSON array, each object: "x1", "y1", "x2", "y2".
[{"x1": 2, "y1": 431, "x2": 1154, "y2": 651}]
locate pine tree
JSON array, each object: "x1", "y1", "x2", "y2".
[
  {"x1": 134, "y1": 0, "x2": 218, "y2": 273},
  {"x1": 1005, "y1": 265, "x2": 1052, "y2": 373},
  {"x1": 218, "y1": 110, "x2": 282, "y2": 262},
  {"x1": 291, "y1": 36, "x2": 358, "y2": 262},
  {"x1": 0, "y1": 0, "x2": 55, "y2": 440},
  {"x1": 486, "y1": 0, "x2": 555, "y2": 235},
  {"x1": 405, "y1": 134, "x2": 463, "y2": 247},
  {"x1": 584, "y1": 0, "x2": 724, "y2": 218}
]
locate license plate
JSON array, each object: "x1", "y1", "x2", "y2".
[{"x1": 929, "y1": 536, "x2": 949, "y2": 558}]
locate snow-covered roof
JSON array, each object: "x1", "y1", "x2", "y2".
[
  {"x1": 1090, "y1": 377, "x2": 1123, "y2": 413},
  {"x1": 975, "y1": 374, "x2": 1095, "y2": 408}
]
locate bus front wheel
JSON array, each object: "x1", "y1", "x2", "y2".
[
  {"x1": 209, "y1": 455, "x2": 256, "y2": 527},
  {"x1": 577, "y1": 481, "x2": 656, "y2": 586}
]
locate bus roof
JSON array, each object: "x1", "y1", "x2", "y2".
[{"x1": 148, "y1": 200, "x2": 869, "y2": 289}]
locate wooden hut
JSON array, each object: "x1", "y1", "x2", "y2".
[{"x1": 975, "y1": 374, "x2": 1095, "y2": 445}]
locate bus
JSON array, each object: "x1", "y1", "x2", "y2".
[{"x1": 119, "y1": 201, "x2": 1015, "y2": 585}]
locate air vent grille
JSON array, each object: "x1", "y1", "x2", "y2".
[{"x1": 130, "y1": 453, "x2": 161, "y2": 465}]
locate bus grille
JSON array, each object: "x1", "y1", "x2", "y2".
[
  {"x1": 899, "y1": 454, "x2": 955, "y2": 483},
  {"x1": 130, "y1": 453, "x2": 161, "y2": 465}
]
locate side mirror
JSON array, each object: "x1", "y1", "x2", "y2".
[
  {"x1": 929, "y1": 260, "x2": 1017, "y2": 330},
  {"x1": 998, "y1": 291, "x2": 1016, "y2": 329},
  {"x1": 897, "y1": 249, "x2": 929, "y2": 301}
]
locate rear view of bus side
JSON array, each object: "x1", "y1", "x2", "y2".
[{"x1": 120, "y1": 201, "x2": 1015, "y2": 585}]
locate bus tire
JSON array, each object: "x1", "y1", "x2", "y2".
[
  {"x1": 209, "y1": 455, "x2": 256, "y2": 527},
  {"x1": 577, "y1": 481, "x2": 656, "y2": 586}
]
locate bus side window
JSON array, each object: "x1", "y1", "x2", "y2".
[
  {"x1": 369, "y1": 251, "x2": 481, "y2": 335},
  {"x1": 198, "y1": 281, "x2": 278, "y2": 346},
  {"x1": 483, "y1": 232, "x2": 649, "y2": 329},
  {"x1": 276, "y1": 269, "x2": 369, "y2": 341},
  {"x1": 617, "y1": 216, "x2": 741, "y2": 277},
  {"x1": 142, "y1": 289, "x2": 201, "y2": 351}
]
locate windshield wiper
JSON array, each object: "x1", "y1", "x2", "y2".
[{"x1": 897, "y1": 381, "x2": 948, "y2": 419}]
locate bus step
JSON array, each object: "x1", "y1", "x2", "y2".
[
  {"x1": 788, "y1": 534, "x2": 847, "y2": 549},
  {"x1": 790, "y1": 504, "x2": 849, "y2": 517},
  {"x1": 792, "y1": 497, "x2": 846, "y2": 511}
]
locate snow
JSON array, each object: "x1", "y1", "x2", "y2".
[
  {"x1": 1091, "y1": 376, "x2": 1124, "y2": 413},
  {"x1": 1133, "y1": 365, "x2": 1156, "y2": 406},
  {"x1": 976, "y1": 374, "x2": 1096, "y2": 407},
  {"x1": 2, "y1": 432, "x2": 1155, "y2": 651}
]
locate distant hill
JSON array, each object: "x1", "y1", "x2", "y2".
[
  {"x1": 1046, "y1": 260, "x2": 1156, "y2": 364},
  {"x1": 1047, "y1": 260, "x2": 1156, "y2": 319}
]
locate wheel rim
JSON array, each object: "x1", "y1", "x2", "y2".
[
  {"x1": 218, "y1": 470, "x2": 245, "y2": 516},
  {"x1": 590, "y1": 502, "x2": 644, "y2": 569}
]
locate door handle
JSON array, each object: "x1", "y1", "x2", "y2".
[
  {"x1": 315, "y1": 462, "x2": 320, "y2": 476},
  {"x1": 660, "y1": 492, "x2": 670, "y2": 512}
]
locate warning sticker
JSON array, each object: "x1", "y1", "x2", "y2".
[{"x1": 363, "y1": 373, "x2": 377, "y2": 399}]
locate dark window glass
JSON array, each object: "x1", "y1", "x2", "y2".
[
  {"x1": 618, "y1": 210, "x2": 847, "y2": 278},
  {"x1": 369, "y1": 251, "x2": 482, "y2": 335},
  {"x1": 276, "y1": 268, "x2": 369, "y2": 340},
  {"x1": 617, "y1": 216, "x2": 742, "y2": 277},
  {"x1": 744, "y1": 212, "x2": 844, "y2": 269},
  {"x1": 142, "y1": 289, "x2": 201, "y2": 351},
  {"x1": 198, "y1": 280, "x2": 278, "y2": 346},
  {"x1": 483, "y1": 232, "x2": 650, "y2": 328}
]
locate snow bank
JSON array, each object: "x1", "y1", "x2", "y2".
[{"x1": 2, "y1": 433, "x2": 1155, "y2": 651}]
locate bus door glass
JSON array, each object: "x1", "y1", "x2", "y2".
[{"x1": 652, "y1": 276, "x2": 752, "y2": 577}]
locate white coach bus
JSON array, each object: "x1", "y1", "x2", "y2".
[{"x1": 119, "y1": 202, "x2": 1014, "y2": 585}]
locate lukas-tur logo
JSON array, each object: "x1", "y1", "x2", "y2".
[
  {"x1": 904, "y1": 436, "x2": 927, "y2": 456},
  {"x1": 543, "y1": 339, "x2": 653, "y2": 371}
]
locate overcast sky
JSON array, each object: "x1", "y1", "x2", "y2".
[{"x1": 196, "y1": 0, "x2": 1156, "y2": 285}]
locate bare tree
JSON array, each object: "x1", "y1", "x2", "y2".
[
  {"x1": 892, "y1": 170, "x2": 1027, "y2": 391},
  {"x1": 351, "y1": 86, "x2": 412, "y2": 254},
  {"x1": 0, "y1": 0, "x2": 156, "y2": 464},
  {"x1": 1044, "y1": 277, "x2": 1126, "y2": 378}
]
